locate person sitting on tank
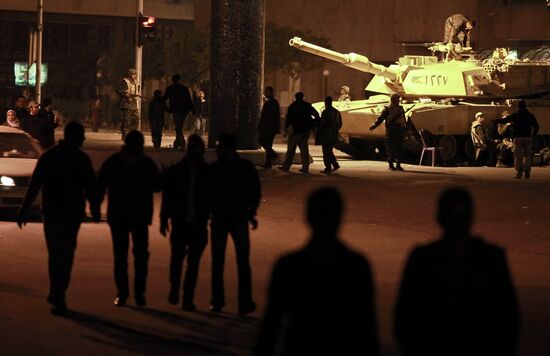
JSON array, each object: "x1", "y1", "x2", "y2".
[{"x1": 338, "y1": 86, "x2": 351, "y2": 102}]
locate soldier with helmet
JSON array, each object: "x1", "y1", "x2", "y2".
[
  {"x1": 118, "y1": 68, "x2": 140, "y2": 140},
  {"x1": 370, "y1": 93, "x2": 407, "y2": 171}
]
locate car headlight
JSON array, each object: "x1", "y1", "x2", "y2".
[{"x1": 0, "y1": 176, "x2": 15, "y2": 187}]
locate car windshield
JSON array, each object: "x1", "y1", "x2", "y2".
[{"x1": 0, "y1": 133, "x2": 40, "y2": 158}]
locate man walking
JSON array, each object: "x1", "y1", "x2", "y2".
[
  {"x1": 161, "y1": 135, "x2": 210, "y2": 311},
  {"x1": 118, "y1": 68, "x2": 140, "y2": 140},
  {"x1": 497, "y1": 100, "x2": 539, "y2": 179},
  {"x1": 209, "y1": 134, "x2": 261, "y2": 314},
  {"x1": 370, "y1": 93, "x2": 407, "y2": 171},
  {"x1": 316, "y1": 96, "x2": 342, "y2": 174},
  {"x1": 258, "y1": 86, "x2": 280, "y2": 168},
  {"x1": 148, "y1": 90, "x2": 166, "y2": 149},
  {"x1": 98, "y1": 130, "x2": 161, "y2": 307},
  {"x1": 17, "y1": 122, "x2": 100, "y2": 315},
  {"x1": 164, "y1": 74, "x2": 195, "y2": 150},
  {"x1": 279, "y1": 92, "x2": 319, "y2": 173}
]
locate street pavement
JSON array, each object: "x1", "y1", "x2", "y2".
[{"x1": 1, "y1": 130, "x2": 549, "y2": 355}]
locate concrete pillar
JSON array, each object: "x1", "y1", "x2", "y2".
[{"x1": 209, "y1": 0, "x2": 264, "y2": 149}]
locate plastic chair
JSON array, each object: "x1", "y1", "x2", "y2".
[{"x1": 418, "y1": 129, "x2": 445, "y2": 167}]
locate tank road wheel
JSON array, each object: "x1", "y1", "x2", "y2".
[{"x1": 438, "y1": 135, "x2": 458, "y2": 161}]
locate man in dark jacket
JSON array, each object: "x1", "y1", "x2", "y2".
[
  {"x1": 17, "y1": 121, "x2": 100, "y2": 315},
  {"x1": 496, "y1": 100, "x2": 539, "y2": 179},
  {"x1": 258, "y1": 86, "x2": 280, "y2": 168},
  {"x1": 98, "y1": 130, "x2": 161, "y2": 307},
  {"x1": 255, "y1": 187, "x2": 378, "y2": 356},
  {"x1": 370, "y1": 94, "x2": 406, "y2": 171},
  {"x1": 160, "y1": 135, "x2": 209, "y2": 311},
  {"x1": 13, "y1": 95, "x2": 30, "y2": 128},
  {"x1": 36, "y1": 98, "x2": 59, "y2": 149},
  {"x1": 394, "y1": 187, "x2": 519, "y2": 356},
  {"x1": 316, "y1": 96, "x2": 342, "y2": 174},
  {"x1": 209, "y1": 134, "x2": 261, "y2": 314},
  {"x1": 148, "y1": 90, "x2": 166, "y2": 149},
  {"x1": 164, "y1": 74, "x2": 195, "y2": 150},
  {"x1": 279, "y1": 92, "x2": 319, "y2": 173}
]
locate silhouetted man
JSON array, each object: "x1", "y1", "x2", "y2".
[
  {"x1": 279, "y1": 92, "x2": 319, "y2": 173},
  {"x1": 164, "y1": 74, "x2": 195, "y2": 150},
  {"x1": 13, "y1": 95, "x2": 30, "y2": 129},
  {"x1": 98, "y1": 130, "x2": 161, "y2": 307},
  {"x1": 316, "y1": 96, "x2": 342, "y2": 174},
  {"x1": 148, "y1": 89, "x2": 166, "y2": 149},
  {"x1": 161, "y1": 135, "x2": 210, "y2": 311},
  {"x1": 258, "y1": 86, "x2": 280, "y2": 168},
  {"x1": 394, "y1": 187, "x2": 520, "y2": 356},
  {"x1": 17, "y1": 121, "x2": 100, "y2": 315},
  {"x1": 209, "y1": 134, "x2": 261, "y2": 314},
  {"x1": 255, "y1": 187, "x2": 378, "y2": 355}
]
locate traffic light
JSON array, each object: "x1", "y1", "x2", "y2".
[{"x1": 138, "y1": 14, "x2": 156, "y2": 46}]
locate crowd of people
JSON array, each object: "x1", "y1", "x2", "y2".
[
  {"x1": 1, "y1": 95, "x2": 60, "y2": 149},
  {"x1": 14, "y1": 125, "x2": 520, "y2": 354},
  {"x1": 17, "y1": 124, "x2": 260, "y2": 317}
]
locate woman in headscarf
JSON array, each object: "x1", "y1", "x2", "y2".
[{"x1": 4, "y1": 109, "x2": 21, "y2": 128}]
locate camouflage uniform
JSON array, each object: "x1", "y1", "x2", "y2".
[
  {"x1": 444, "y1": 14, "x2": 472, "y2": 47},
  {"x1": 119, "y1": 70, "x2": 139, "y2": 139}
]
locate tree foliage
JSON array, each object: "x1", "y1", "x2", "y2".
[
  {"x1": 265, "y1": 23, "x2": 331, "y2": 78},
  {"x1": 164, "y1": 29, "x2": 210, "y2": 86}
]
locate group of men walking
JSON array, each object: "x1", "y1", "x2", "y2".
[{"x1": 17, "y1": 123, "x2": 260, "y2": 316}]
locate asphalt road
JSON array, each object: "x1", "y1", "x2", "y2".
[{"x1": 1, "y1": 131, "x2": 549, "y2": 355}]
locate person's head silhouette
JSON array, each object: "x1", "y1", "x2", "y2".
[
  {"x1": 437, "y1": 187, "x2": 474, "y2": 239},
  {"x1": 123, "y1": 130, "x2": 145, "y2": 155},
  {"x1": 64, "y1": 121, "x2": 85, "y2": 148},
  {"x1": 324, "y1": 96, "x2": 333, "y2": 108},
  {"x1": 215, "y1": 133, "x2": 237, "y2": 162},
  {"x1": 307, "y1": 187, "x2": 344, "y2": 239},
  {"x1": 186, "y1": 134, "x2": 205, "y2": 161}
]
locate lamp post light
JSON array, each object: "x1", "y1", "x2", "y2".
[{"x1": 322, "y1": 69, "x2": 330, "y2": 98}]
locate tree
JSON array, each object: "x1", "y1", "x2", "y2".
[
  {"x1": 164, "y1": 29, "x2": 209, "y2": 86},
  {"x1": 265, "y1": 23, "x2": 331, "y2": 79}
]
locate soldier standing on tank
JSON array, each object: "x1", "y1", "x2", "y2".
[
  {"x1": 370, "y1": 93, "x2": 406, "y2": 171},
  {"x1": 118, "y1": 68, "x2": 140, "y2": 141},
  {"x1": 444, "y1": 14, "x2": 475, "y2": 48}
]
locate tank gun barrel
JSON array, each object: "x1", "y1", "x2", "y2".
[{"x1": 289, "y1": 37, "x2": 398, "y2": 82}]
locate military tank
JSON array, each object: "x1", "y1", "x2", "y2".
[{"x1": 288, "y1": 37, "x2": 550, "y2": 162}]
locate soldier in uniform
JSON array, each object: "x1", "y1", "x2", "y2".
[
  {"x1": 470, "y1": 112, "x2": 495, "y2": 166},
  {"x1": 370, "y1": 93, "x2": 407, "y2": 171},
  {"x1": 444, "y1": 14, "x2": 475, "y2": 48},
  {"x1": 118, "y1": 68, "x2": 140, "y2": 140},
  {"x1": 338, "y1": 86, "x2": 351, "y2": 102}
]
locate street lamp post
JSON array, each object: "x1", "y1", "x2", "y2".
[
  {"x1": 322, "y1": 69, "x2": 330, "y2": 98},
  {"x1": 35, "y1": 0, "x2": 44, "y2": 104},
  {"x1": 135, "y1": 0, "x2": 143, "y2": 130}
]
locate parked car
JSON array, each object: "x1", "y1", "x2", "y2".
[{"x1": 0, "y1": 126, "x2": 42, "y2": 213}]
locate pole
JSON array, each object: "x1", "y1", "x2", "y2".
[
  {"x1": 36, "y1": 0, "x2": 43, "y2": 103},
  {"x1": 135, "y1": 0, "x2": 143, "y2": 131}
]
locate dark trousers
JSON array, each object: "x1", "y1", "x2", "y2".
[
  {"x1": 173, "y1": 111, "x2": 189, "y2": 149},
  {"x1": 386, "y1": 129, "x2": 405, "y2": 165},
  {"x1": 109, "y1": 224, "x2": 149, "y2": 299},
  {"x1": 170, "y1": 222, "x2": 208, "y2": 304},
  {"x1": 43, "y1": 219, "x2": 81, "y2": 305},
  {"x1": 259, "y1": 133, "x2": 276, "y2": 167},
  {"x1": 283, "y1": 132, "x2": 310, "y2": 171},
  {"x1": 120, "y1": 109, "x2": 139, "y2": 139},
  {"x1": 149, "y1": 119, "x2": 164, "y2": 148},
  {"x1": 210, "y1": 217, "x2": 254, "y2": 309},
  {"x1": 322, "y1": 143, "x2": 339, "y2": 171}
]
